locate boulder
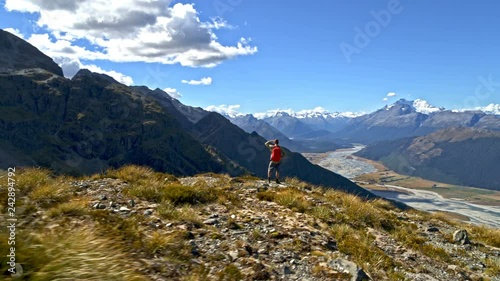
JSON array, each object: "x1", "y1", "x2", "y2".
[
  {"x1": 328, "y1": 258, "x2": 370, "y2": 281},
  {"x1": 453, "y1": 229, "x2": 470, "y2": 245}
]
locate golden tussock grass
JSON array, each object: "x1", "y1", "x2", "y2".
[
  {"x1": 144, "y1": 230, "x2": 191, "y2": 259},
  {"x1": 324, "y1": 190, "x2": 384, "y2": 228},
  {"x1": 0, "y1": 225, "x2": 147, "y2": 280},
  {"x1": 47, "y1": 198, "x2": 90, "y2": 218},
  {"x1": 28, "y1": 180, "x2": 72, "y2": 207},
  {"x1": 16, "y1": 168, "x2": 54, "y2": 196},
  {"x1": 329, "y1": 224, "x2": 398, "y2": 280},
  {"x1": 270, "y1": 188, "x2": 312, "y2": 213},
  {"x1": 465, "y1": 224, "x2": 500, "y2": 248},
  {"x1": 157, "y1": 202, "x2": 203, "y2": 227}
]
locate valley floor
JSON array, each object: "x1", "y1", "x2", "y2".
[{"x1": 303, "y1": 148, "x2": 500, "y2": 229}]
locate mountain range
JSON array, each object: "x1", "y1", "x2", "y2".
[
  {"x1": 221, "y1": 98, "x2": 500, "y2": 148},
  {"x1": 0, "y1": 29, "x2": 373, "y2": 198}
]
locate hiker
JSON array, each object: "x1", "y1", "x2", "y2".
[{"x1": 265, "y1": 139, "x2": 285, "y2": 184}]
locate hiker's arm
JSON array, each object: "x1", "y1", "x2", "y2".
[
  {"x1": 281, "y1": 148, "x2": 286, "y2": 158},
  {"x1": 264, "y1": 140, "x2": 274, "y2": 150}
]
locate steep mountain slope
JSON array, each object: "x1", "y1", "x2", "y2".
[
  {"x1": 262, "y1": 112, "x2": 315, "y2": 138},
  {"x1": 414, "y1": 111, "x2": 488, "y2": 135},
  {"x1": 228, "y1": 114, "x2": 291, "y2": 144},
  {"x1": 0, "y1": 30, "x2": 63, "y2": 76},
  {"x1": 227, "y1": 114, "x2": 342, "y2": 152},
  {"x1": 335, "y1": 99, "x2": 430, "y2": 143},
  {"x1": 0, "y1": 31, "x2": 229, "y2": 176},
  {"x1": 0, "y1": 68, "x2": 226, "y2": 176},
  {"x1": 356, "y1": 127, "x2": 500, "y2": 190}
]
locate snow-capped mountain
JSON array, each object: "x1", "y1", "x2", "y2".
[
  {"x1": 207, "y1": 99, "x2": 499, "y2": 149},
  {"x1": 254, "y1": 107, "x2": 365, "y2": 120},
  {"x1": 386, "y1": 99, "x2": 444, "y2": 114},
  {"x1": 452, "y1": 104, "x2": 500, "y2": 115},
  {"x1": 480, "y1": 104, "x2": 500, "y2": 115}
]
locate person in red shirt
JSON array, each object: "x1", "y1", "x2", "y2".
[{"x1": 265, "y1": 139, "x2": 286, "y2": 184}]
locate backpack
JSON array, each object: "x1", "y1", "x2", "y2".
[{"x1": 271, "y1": 146, "x2": 282, "y2": 162}]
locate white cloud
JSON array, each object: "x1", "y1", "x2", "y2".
[
  {"x1": 383, "y1": 97, "x2": 389, "y2": 101},
  {"x1": 181, "y1": 77, "x2": 212, "y2": 85},
  {"x1": 4, "y1": 1, "x2": 257, "y2": 68},
  {"x1": 3, "y1": 28, "x2": 24, "y2": 39},
  {"x1": 387, "y1": 92, "x2": 397, "y2": 97},
  {"x1": 163, "y1": 87, "x2": 182, "y2": 99},
  {"x1": 54, "y1": 57, "x2": 133, "y2": 85},
  {"x1": 205, "y1": 104, "x2": 242, "y2": 117}
]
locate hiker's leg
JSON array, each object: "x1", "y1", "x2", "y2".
[{"x1": 268, "y1": 162, "x2": 273, "y2": 182}]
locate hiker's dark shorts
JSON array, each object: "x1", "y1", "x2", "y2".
[{"x1": 268, "y1": 161, "x2": 281, "y2": 173}]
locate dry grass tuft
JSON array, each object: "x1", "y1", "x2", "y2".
[
  {"x1": 158, "y1": 202, "x2": 203, "y2": 227},
  {"x1": 273, "y1": 188, "x2": 312, "y2": 213},
  {"x1": 28, "y1": 179, "x2": 73, "y2": 207},
  {"x1": 16, "y1": 167, "x2": 53, "y2": 195},
  {"x1": 325, "y1": 190, "x2": 383, "y2": 228},
  {"x1": 125, "y1": 181, "x2": 218, "y2": 205},
  {"x1": 47, "y1": 198, "x2": 90, "y2": 218},
  {"x1": 465, "y1": 224, "x2": 500, "y2": 248},
  {"x1": 329, "y1": 224, "x2": 397, "y2": 280},
  {"x1": 23, "y1": 226, "x2": 147, "y2": 280}
]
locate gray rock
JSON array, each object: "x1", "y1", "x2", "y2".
[
  {"x1": 228, "y1": 250, "x2": 238, "y2": 261},
  {"x1": 283, "y1": 265, "x2": 293, "y2": 275},
  {"x1": 190, "y1": 240, "x2": 200, "y2": 257},
  {"x1": 453, "y1": 229, "x2": 470, "y2": 245},
  {"x1": 99, "y1": 195, "x2": 107, "y2": 201},
  {"x1": 92, "y1": 203, "x2": 106, "y2": 209},
  {"x1": 323, "y1": 239, "x2": 338, "y2": 251},
  {"x1": 143, "y1": 209, "x2": 153, "y2": 216},
  {"x1": 203, "y1": 218, "x2": 219, "y2": 225},
  {"x1": 128, "y1": 199, "x2": 135, "y2": 207},
  {"x1": 427, "y1": 227, "x2": 439, "y2": 232},
  {"x1": 119, "y1": 206, "x2": 131, "y2": 212},
  {"x1": 329, "y1": 258, "x2": 370, "y2": 281}
]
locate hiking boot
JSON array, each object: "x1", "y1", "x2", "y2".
[
  {"x1": 275, "y1": 179, "x2": 281, "y2": 184},
  {"x1": 268, "y1": 177, "x2": 271, "y2": 183}
]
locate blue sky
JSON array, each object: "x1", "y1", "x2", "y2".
[{"x1": 1, "y1": 0, "x2": 499, "y2": 114}]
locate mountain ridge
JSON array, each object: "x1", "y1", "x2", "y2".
[{"x1": 355, "y1": 127, "x2": 500, "y2": 190}]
